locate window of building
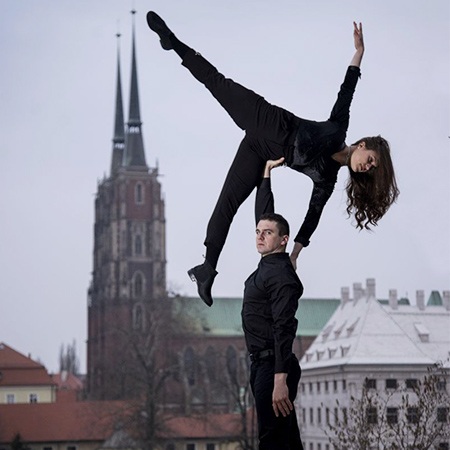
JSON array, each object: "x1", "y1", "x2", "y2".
[
  {"x1": 325, "y1": 445, "x2": 330, "y2": 450},
  {"x1": 366, "y1": 407, "x2": 377, "y2": 424},
  {"x1": 437, "y1": 380, "x2": 447, "y2": 391},
  {"x1": 205, "y1": 347, "x2": 216, "y2": 383},
  {"x1": 309, "y1": 444, "x2": 313, "y2": 450},
  {"x1": 135, "y1": 182, "x2": 144, "y2": 204},
  {"x1": 206, "y1": 445, "x2": 215, "y2": 450},
  {"x1": 325, "y1": 381, "x2": 329, "y2": 392},
  {"x1": 29, "y1": 393, "x2": 38, "y2": 403},
  {"x1": 309, "y1": 408, "x2": 314, "y2": 424},
  {"x1": 302, "y1": 408, "x2": 306, "y2": 423},
  {"x1": 333, "y1": 380, "x2": 338, "y2": 392},
  {"x1": 317, "y1": 382, "x2": 321, "y2": 393},
  {"x1": 135, "y1": 235, "x2": 142, "y2": 256},
  {"x1": 309, "y1": 382, "x2": 313, "y2": 393},
  {"x1": 317, "y1": 407, "x2": 322, "y2": 424},
  {"x1": 387, "y1": 407, "x2": 398, "y2": 424},
  {"x1": 184, "y1": 348, "x2": 196, "y2": 386},
  {"x1": 6, "y1": 394, "x2": 15, "y2": 404},
  {"x1": 386, "y1": 378, "x2": 398, "y2": 389},
  {"x1": 407, "y1": 407, "x2": 420, "y2": 424},
  {"x1": 226, "y1": 346, "x2": 237, "y2": 382},
  {"x1": 301, "y1": 383, "x2": 305, "y2": 393},
  {"x1": 437, "y1": 407, "x2": 448, "y2": 423},
  {"x1": 318, "y1": 444, "x2": 322, "y2": 450},
  {"x1": 186, "y1": 444, "x2": 195, "y2": 450},
  {"x1": 365, "y1": 378, "x2": 377, "y2": 389},
  {"x1": 326, "y1": 407, "x2": 330, "y2": 424},
  {"x1": 406, "y1": 378, "x2": 418, "y2": 389},
  {"x1": 133, "y1": 304, "x2": 143, "y2": 330},
  {"x1": 334, "y1": 407, "x2": 339, "y2": 424},
  {"x1": 342, "y1": 379, "x2": 347, "y2": 391},
  {"x1": 134, "y1": 272, "x2": 144, "y2": 297}
]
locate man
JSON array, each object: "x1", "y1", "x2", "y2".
[{"x1": 242, "y1": 159, "x2": 304, "y2": 449}]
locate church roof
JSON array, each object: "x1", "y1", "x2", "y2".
[
  {"x1": 300, "y1": 289, "x2": 450, "y2": 370},
  {"x1": 175, "y1": 297, "x2": 340, "y2": 337}
]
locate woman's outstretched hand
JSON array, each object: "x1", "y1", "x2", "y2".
[
  {"x1": 264, "y1": 157, "x2": 285, "y2": 178},
  {"x1": 350, "y1": 22, "x2": 364, "y2": 67},
  {"x1": 353, "y1": 21, "x2": 364, "y2": 54}
]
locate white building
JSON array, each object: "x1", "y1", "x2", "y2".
[{"x1": 298, "y1": 279, "x2": 450, "y2": 450}]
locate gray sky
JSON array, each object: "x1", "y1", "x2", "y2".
[{"x1": 1, "y1": 0, "x2": 449, "y2": 374}]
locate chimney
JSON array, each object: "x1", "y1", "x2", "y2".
[
  {"x1": 366, "y1": 278, "x2": 376, "y2": 298},
  {"x1": 416, "y1": 290, "x2": 425, "y2": 311},
  {"x1": 341, "y1": 287, "x2": 350, "y2": 306},
  {"x1": 353, "y1": 282, "x2": 363, "y2": 301},
  {"x1": 443, "y1": 291, "x2": 450, "y2": 311},
  {"x1": 389, "y1": 289, "x2": 398, "y2": 310}
]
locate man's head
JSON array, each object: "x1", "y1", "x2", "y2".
[{"x1": 256, "y1": 213, "x2": 290, "y2": 256}]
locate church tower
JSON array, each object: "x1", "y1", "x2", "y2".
[{"x1": 87, "y1": 13, "x2": 166, "y2": 400}]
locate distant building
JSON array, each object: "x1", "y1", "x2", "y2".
[
  {"x1": 298, "y1": 279, "x2": 450, "y2": 450},
  {"x1": 0, "y1": 342, "x2": 57, "y2": 404},
  {"x1": 86, "y1": 13, "x2": 166, "y2": 400}
]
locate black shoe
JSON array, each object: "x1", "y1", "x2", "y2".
[
  {"x1": 146, "y1": 11, "x2": 173, "y2": 50},
  {"x1": 188, "y1": 261, "x2": 218, "y2": 307}
]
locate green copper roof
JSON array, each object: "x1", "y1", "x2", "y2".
[
  {"x1": 427, "y1": 290, "x2": 443, "y2": 306},
  {"x1": 174, "y1": 297, "x2": 340, "y2": 337}
]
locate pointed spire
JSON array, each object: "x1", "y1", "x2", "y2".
[
  {"x1": 123, "y1": 9, "x2": 147, "y2": 170},
  {"x1": 110, "y1": 31, "x2": 125, "y2": 176}
]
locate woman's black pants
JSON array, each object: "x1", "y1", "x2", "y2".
[
  {"x1": 250, "y1": 354, "x2": 304, "y2": 449},
  {"x1": 181, "y1": 50, "x2": 299, "y2": 264}
]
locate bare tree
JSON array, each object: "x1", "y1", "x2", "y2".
[
  {"x1": 58, "y1": 339, "x2": 80, "y2": 375},
  {"x1": 326, "y1": 363, "x2": 450, "y2": 450}
]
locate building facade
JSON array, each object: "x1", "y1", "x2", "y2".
[
  {"x1": 298, "y1": 280, "x2": 450, "y2": 450},
  {"x1": 86, "y1": 15, "x2": 166, "y2": 400}
]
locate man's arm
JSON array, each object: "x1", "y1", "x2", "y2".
[
  {"x1": 254, "y1": 158, "x2": 284, "y2": 225},
  {"x1": 266, "y1": 271, "x2": 301, "y2": 417}
]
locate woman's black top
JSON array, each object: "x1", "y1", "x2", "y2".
[{"x1": 285, "y1": 65, "x2": 361, "y2": 247}]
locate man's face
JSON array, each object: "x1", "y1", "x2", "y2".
[{"x1": 255, "y1": 219, "x2": 288, "y2": 256}]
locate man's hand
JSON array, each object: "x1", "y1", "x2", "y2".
[{"x1": 272, "y1": 373, "x2": 293, "y2": 417}]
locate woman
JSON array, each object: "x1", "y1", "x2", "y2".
[{"x1": 146, "y1": 12, "x2": 399, "y2": 306}]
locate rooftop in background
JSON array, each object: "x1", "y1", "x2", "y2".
[
  {"x1": 175, "y1": 288, "x2": 444, "y2": 339},
  {"x1": 0, "y1": 342, "x2": 55, "y2": 387},
  {"x1": 301, "y1": 280, "x2": 450, "y2": 370}
]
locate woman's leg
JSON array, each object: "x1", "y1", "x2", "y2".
[{"x1": 205, "y1": 138, "x2": 265, "y2": 267}]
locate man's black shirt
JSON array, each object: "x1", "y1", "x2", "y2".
[{"x1": 242, "y1": 252, "x2": 303, "y2": 373}]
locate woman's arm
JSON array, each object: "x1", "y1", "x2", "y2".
[{"x1": 350, "y1": 21, "x2": 364, "y2": 67}]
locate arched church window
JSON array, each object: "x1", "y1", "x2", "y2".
[
  {"x1": 184, "y1": 347, "x2": 196, "y2": 386},
  {"x1": 135, "y1": 235, "x2": 142, "y2": 256},
  {"x1": 135, "y1": 182, "x2": 144, "y2": 204},
  {"x1": 133, "y1": 304, "x2": 143, "y2": 330},
  {"x1": 226, "y1": 346, "x2": 237, "y2": 382},
  {"x1": 205, "y1": 346, "x2": 216, "y2": 383},
  {"x1": 134, "y1": 273, "x2": 144, "y2": 297}
]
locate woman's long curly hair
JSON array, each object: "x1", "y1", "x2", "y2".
[{"x1": 346, "y1": 136, "x2": 399, "y2": 230}]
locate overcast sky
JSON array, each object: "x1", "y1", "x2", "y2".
[{"x1": 1, "y1": 0, "x2": 449, "y2": 374}]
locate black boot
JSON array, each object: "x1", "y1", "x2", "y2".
[
  {"x1": 188, "y1": 261, "x2": 218, "y2": 307},
  {"x1": 146, "y1": 11, "x2": 173, "y2": 50}
]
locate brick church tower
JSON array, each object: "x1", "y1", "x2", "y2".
[{"x1": 87, "y1": 14, "x2": 166, "y2": 400}]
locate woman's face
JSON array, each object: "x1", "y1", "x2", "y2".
[{"x1": 350, "y1": 142, "x2": 378, "y2": 173}]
